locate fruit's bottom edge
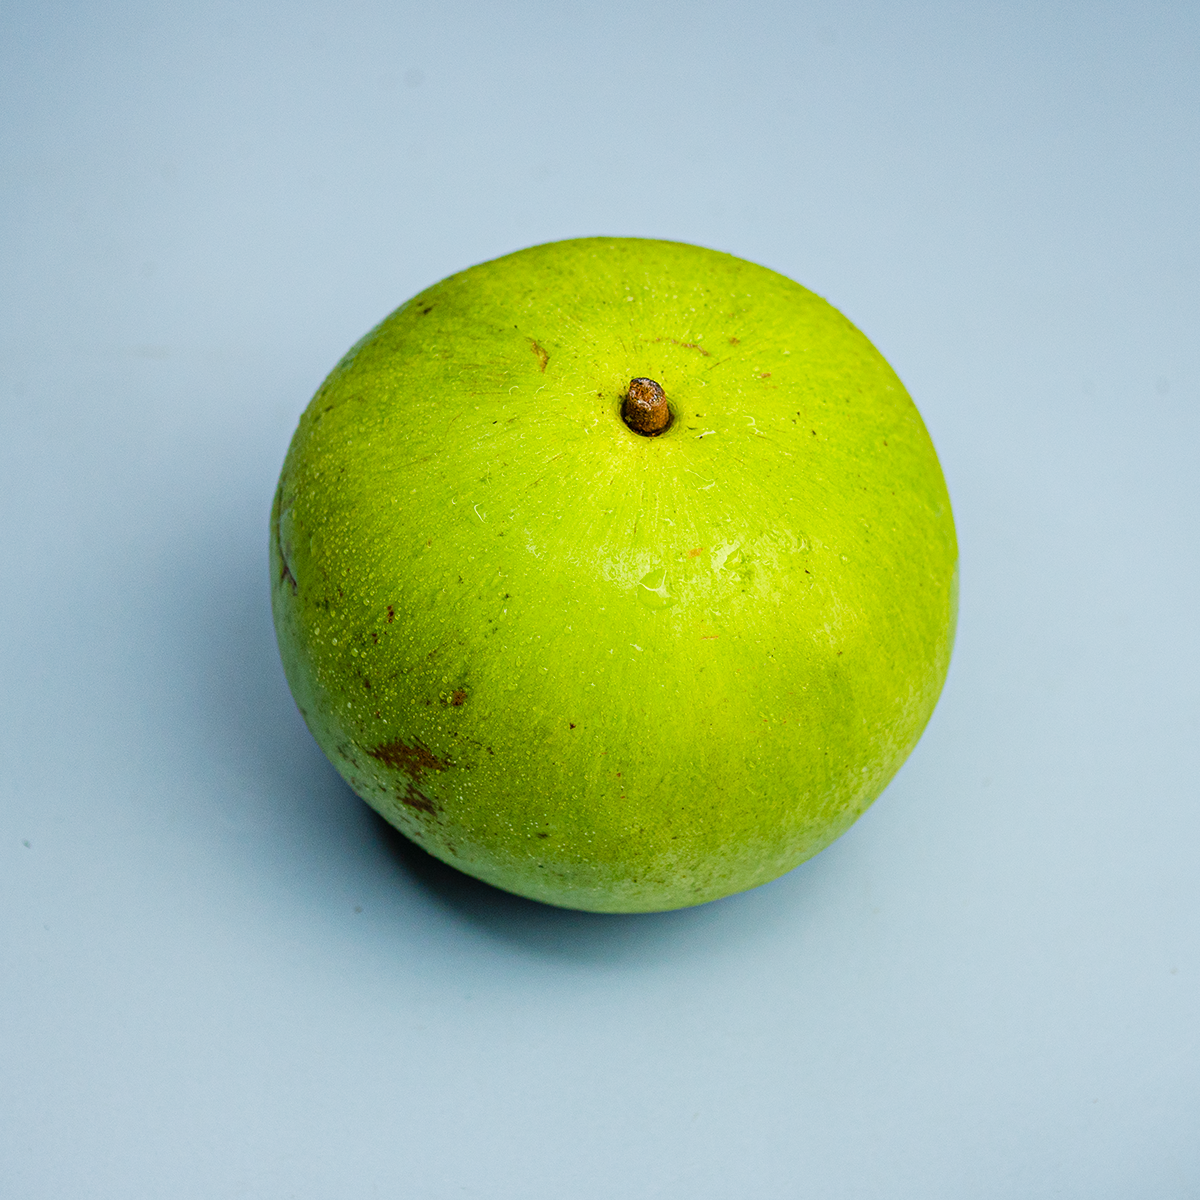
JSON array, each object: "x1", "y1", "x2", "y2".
[{"x1": 361, "y1": 795, "x2": 830, "y2": 916}]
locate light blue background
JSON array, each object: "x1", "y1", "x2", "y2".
[{"x1": 2, "y1": 3, "x2": 1198, "y2": 1196}]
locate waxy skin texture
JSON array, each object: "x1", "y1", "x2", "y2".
[{"x1": 271, "y1": 238, "x2": 957, "y2": 912}]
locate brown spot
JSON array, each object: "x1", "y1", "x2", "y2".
[
  {"x1": 336, "y1": 742, "x2": 363, "y2": 770},
  {"x1": 398, "y1": 783, "x2": 438, "y2": 815},
  {"x1": 449, "y1": 688, "x2": 467, "y2": 707},
  {"x1": 655, "y1": 337, "x2": 710, "y2": 356},
  {"x1": 729, "y1": 336, "x2": 740, "y2": 345},
  {"x1": 280, "y1": 557, "x2": 298, "y2": 594},
  {"x1": 369, "y1": 736, "x2": 448, "y2": 778},
  {"x1": 387, "y1": 605, "x2": 395, "y2": 622},
  {"x1": 569, "y1": 722, "x2": 576, "y2": 729},
  {"x1": 760, "y1": 372, "x2": 771, "y2": 379},
  {"x1": 528, "y1": 339, "x2": 549, "y2": 372},
  {"x1": 536, "y1": 832, "x2": 549, "y2": 839},
  {"x1": 688, "y1": 546, "x2": 703, "y2": 558}
]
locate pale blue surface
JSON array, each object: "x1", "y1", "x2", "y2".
[{"x1": 2, "y1": 3, "x2": 1198, "y2": 1196}]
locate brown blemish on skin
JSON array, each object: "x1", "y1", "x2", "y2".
[
  {"x1": 336, "y1": 742, "x2": 364, "y2": 771},
  {"x1": 280, "y1": 557, "x2": 298, "y2": 593},
  {"x1": 276, "y1": 514, "x2": 298, "y2": 592},
  {"x1": 369, "y1": 736, "x2": 448, "y2": 777},
  {"x1": 654, "y1": 337, "x2": 711, "y2": 356},
  {"x1": 387, "y1": 605, "x2": 395, "y2": 622},
  {"x1": 449, "y1": 688, "x2": 467, "y2": 706},
  {"x1": 528, "y1": 339, "x2": 549, "y2": 372},
  {"x1": 398, "y1": 783, "x2": 438, "y2": 815},
  {"x1": 622, "y1": 377, "x2": 671, "y2": 436},
  {"x1": 729, "y1": 336, "x2": 740, "y2": 345},
  {"x1": 688, "y1": 546, "x2": 703, "y2": 558}
]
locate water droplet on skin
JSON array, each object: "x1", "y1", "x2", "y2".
[{"x1": 638, "y1": 568, "x2": 675, "y2": 608}]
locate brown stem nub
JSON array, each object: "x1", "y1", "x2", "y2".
[{"x1": 622, "y1": 377, "x2": 671, "y2": 436}]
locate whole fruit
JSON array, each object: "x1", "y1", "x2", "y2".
[{"x1": 270, "y1": 238, "x2": 957, "y2": 912}]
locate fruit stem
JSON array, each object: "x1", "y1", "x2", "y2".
[{"x1": 622, "y1": 378, "x2": 671, "y2": 436}]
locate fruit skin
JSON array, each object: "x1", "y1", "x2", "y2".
[{"x1": 270, "y1": 237, "x2": 957, "y2": 913}]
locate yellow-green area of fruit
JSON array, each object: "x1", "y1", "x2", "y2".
[{"x1": 271, "y1": 238, "x2": 957, "y2": 912}]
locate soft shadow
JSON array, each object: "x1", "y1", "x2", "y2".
[{"x1": 368, "y1": 809, "x2": 770, "y2": 963}]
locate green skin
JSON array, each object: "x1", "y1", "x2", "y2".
[{"x1": 270, "y1": 238, "x2": 957, "y2": 913}]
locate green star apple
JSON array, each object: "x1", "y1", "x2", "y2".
[{"x1": 270, "y1": 237, "x2": 957, "y2": 913}]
